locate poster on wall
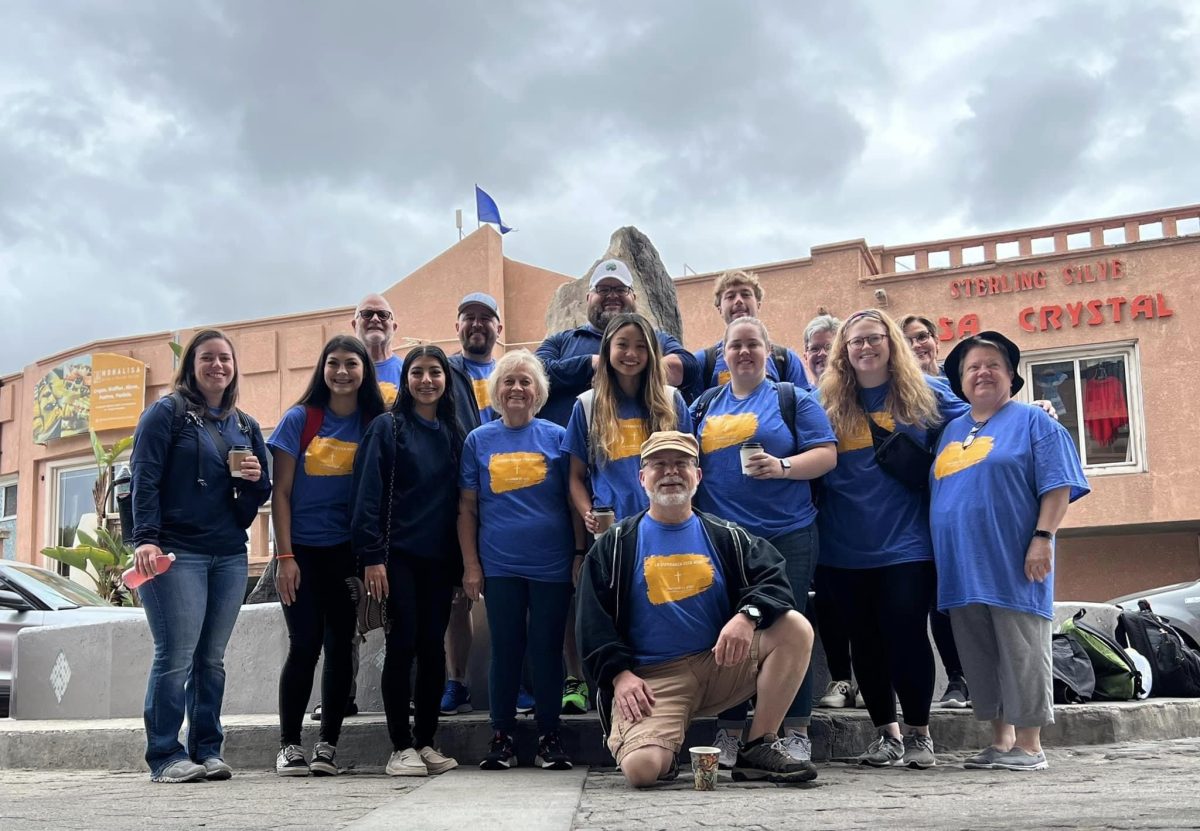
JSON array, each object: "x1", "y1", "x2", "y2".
[{"x1": 32, "y1": 353, "x2": 146, "y2": 444}]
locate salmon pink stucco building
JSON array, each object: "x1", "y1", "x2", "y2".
[{"x1": 2, "y1": 204, "x2": 1198, "y2": 604}]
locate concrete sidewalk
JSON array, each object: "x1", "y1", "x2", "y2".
[{"x1": 3, "y1": 700, "x2": 1199, "y2": 772}]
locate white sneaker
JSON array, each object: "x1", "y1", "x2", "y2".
[
  {"x1": 385, "y1": 747, "x2": 428, "y2": 777},
  {"x1": 417, "y1": 745, "x2": 458, "y2": 775},
  {"x1": 713, "y1": 728, "x2": 740, "y2": 770},
  {"x1": 782, "y1": 730, "x2": 812, "y2": 762},
  {"x1": 818, "y1": 679, "x2": 856, "y2": 708}
]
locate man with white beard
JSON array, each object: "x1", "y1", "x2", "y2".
[{"x1": 575, "y1": 431, "x2": 817, "y2": 787}]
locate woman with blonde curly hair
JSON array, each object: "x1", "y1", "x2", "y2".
[
  {"x1": 564, "y1": 313, "x2": 691, "y2": 530},
  {"x1": 817, "y1": 309, "x2": 970, "y2": 770}
]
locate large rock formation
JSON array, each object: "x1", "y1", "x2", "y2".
[{"x1": 544, "y1": 226, "x2": 686, "y2": 341}]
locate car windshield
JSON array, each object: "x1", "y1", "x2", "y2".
[{"x1": 3, "y1": 564, "x2": 110, "y2": 610}]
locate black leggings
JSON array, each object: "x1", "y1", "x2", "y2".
[
  {"x1": 381, "y1": 556, "x2": 453, "y2": 751},
  {"x1": 930, "y1": 608, "x2": 963, "y2": 677},
  {"x1": 278, "y1": 542, "x2": 357, "y2": 746},
  {"x1": 814, "y1": 565, "x2": 853, "y2": 681},
  {"x1": 822, "y1": 561, "x2": 936, "y2": 728}
]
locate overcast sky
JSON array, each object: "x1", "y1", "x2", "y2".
[{"x1": 2, "y1": 0, "x2": 1197, "y2": 374}]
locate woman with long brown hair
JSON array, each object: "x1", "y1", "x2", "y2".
[
  {"x1": 817, "y1": 309, "x2": 969, "y2": 769},
  {"x1": 130, "y1": 329, "x2": 272, "y2": 783}
]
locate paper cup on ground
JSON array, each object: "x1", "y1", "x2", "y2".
[
  {"x1": 739, "y1": 443, "x2": 763, "y2": 475},
  {"x1": 689, "y1": 746, "x2": 720, "y2": 790}
]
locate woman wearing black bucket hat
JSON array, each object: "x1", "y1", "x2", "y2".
[{"x1": 930, "y1": 331, "x2": 1090, "y2": 772}]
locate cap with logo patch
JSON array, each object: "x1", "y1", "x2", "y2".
[{"x1": 588, "y1": 259, "x2": 634, "y2": 290}]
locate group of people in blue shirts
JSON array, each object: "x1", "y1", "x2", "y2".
[{"x1": 129, "y1": 259, "x2": 1088, "y2": 786}]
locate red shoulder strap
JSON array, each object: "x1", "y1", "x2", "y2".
[{"x1": 298, "y1": 406, "x2": 324, "y2": 458}]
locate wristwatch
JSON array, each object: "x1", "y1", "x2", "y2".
[
  {"x1": 779, "y1": 458, "x2": 792, "y2": 474},
  {"x1": 1033, "y1": 529, "x2": 1054, "y2": 540},
  {"x1": 738, "y1": 604, "x2": 763, "y2": 629}
]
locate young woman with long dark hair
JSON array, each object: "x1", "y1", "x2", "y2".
[
  {"x1": 352, "y1": 345, "x2": 465, "y2": 777},
  {"x1": 269, "y1": 335, "x2": 384, "y2": 776}
]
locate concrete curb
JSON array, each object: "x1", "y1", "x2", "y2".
[{"x1": 3, "y1": 700, "x2": 1198, "y2": 772}]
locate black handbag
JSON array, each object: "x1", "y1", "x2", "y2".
[
  {"x1": 346, "y1": 413, "x2": 395, "y2": 635},
  {"x1": 863, "y1": 408, "x2": 937, "y2": 492}
]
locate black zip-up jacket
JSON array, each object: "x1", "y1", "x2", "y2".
[
  {"x1": 576, "y1": 509, "x2": 795, "y2": 735},
  {"x1": 447, "y1": 353, "x2": 483, "y2": 434}
]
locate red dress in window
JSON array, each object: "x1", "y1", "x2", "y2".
[{"x1": 1083, "y1": 375, "x2": 1127, "y2": 448}]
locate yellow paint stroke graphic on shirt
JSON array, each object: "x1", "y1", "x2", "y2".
[
  {"x1": 700, "y1": 413, "x2": 758, "y2": 454},
  {"x1": 488, "y1": 452, "x2": 548, "y2": 494},
  {"x1": 838, "y1": 412, "x2": 897, "y2": 453},
  {"x1": 611, "y1": 418, "x2": 649, "y2": 460},
  {"x1": 304, "y1": 436, "x2": 358, "y2": 477},
  {"x1": 933, "y1": 437, "x2": 994, "y2": 479},
  {"x1": 472, "y1": 378, "x2": 491, "y2": 410},
  {"x1": 378, "y1": 382, "x2": 398, "y2": 407},
  {"x1": 644, "y1": 554, "x2": 716, "y2": 605},
  {"x1": 717, "y1": 369, "x2": 731, "y2": 386}
]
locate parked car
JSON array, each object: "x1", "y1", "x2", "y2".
[
  {"x1": 0, "y1": 561, "x2": 144, "y2": 718},
  {"x1": 1108, "y1": 579, "x2": 1200, "y2": 648}
]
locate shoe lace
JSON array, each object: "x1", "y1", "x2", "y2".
[
  {"x1": 283, "y1": 745, "x2": 305, "y2": 763},
  {"x1": 490, "y1": 732, "x2": 510, "y2": 753}
]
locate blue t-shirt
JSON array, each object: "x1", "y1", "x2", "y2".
[
  {"x1": 376, "y1": 355, "x2": 402, "y2": 407},
  {"x1": 267, "y1": 406, "x2": 364, "y2": 546},
  {"x1": 629, "y1": 514, "x2": 731, "y2": 666},
  {"x1": 561, "y1": 390, "x2": 693, "y2": 521},
  {"x1": 462, "y1": 357, "x2": 499, "y2": 423},
  {"x1": 460, "y1": 418, "x2": 574, "y2": 582},
  {"x1": 692, "y1": 380, "x2": 836, "y2": 539},
  {"x1": 818, "y1": 375, "x2": 971, "y2": 569},
  {"x1": 930, "y1": 402, "x2": 1089, "y2": 619},
  {"x1": 694, "y1": 342, "x2": 812, "y2": 394}
]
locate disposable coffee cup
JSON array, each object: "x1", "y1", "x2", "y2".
[
  {"x1": 689, "y1": 746, "x2": 720, "y2": 791},
  {"x1": 739, "y1": 442, "x2": 764, "y2": 475},
  {"x1": 228, "y1": 445, "x2": 251, "y2": 478},
  {"x1": 593, "y1": 506, "x2": 615, "y2": 534}
]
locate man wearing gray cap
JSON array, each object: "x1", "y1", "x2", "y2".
[
  {"x1": 577, "y1": 430, "x2": 817, "y2": 787},
  {"x1": 536, "y1": 259, "x2": 699, "y2": 427},
  {"x1": 440, "y1": 291, "x2": 504, "y2": 719}
]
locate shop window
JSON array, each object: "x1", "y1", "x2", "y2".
[
  {"x1": 1020, "y1": 342, "x2": 1144, "y2": 475},
  {"x1": 52, "y1": 465, "x2": 100, "y2": 575},
  {"x1": 1, "y1": 482, "x2": 16, "y2": 520}
]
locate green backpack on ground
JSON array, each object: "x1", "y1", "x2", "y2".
[{"x1": 1060, "y1": 609, "x2": 1144, "y2": 701}]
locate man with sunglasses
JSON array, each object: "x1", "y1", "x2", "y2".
[
  {"x1": 536, "y1": 259, "x2": 699, "y2": 427},
  {"x1": 577, "y1": 430, "x2": 817, "y2": 787},
  {"x1": 354, "y1": 294, "x2": 402, "y2": 405}
]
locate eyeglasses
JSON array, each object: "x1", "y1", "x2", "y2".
[
  {"x1": 357, "y1": 309, "x2": 393, "y2": 321},
  {"x1": 846, "y1": 334, "x2": 886, "y2": 350},
  {"x1": 642, "y1": 458, "x2": 697, "y2": 473},
  {"x1": 592, "y1": 286, "x2": 633, "y2": 297},
  {"x1": 906, "y1": 332, "x2": 933, "y2": 345},
  {"x1": 806, "y1": 343, "x2": 832, "y2": 355},
  {"x1": 962, "y1": 420, "x2": 989, "y2": 449}
]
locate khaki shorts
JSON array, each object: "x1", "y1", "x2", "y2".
[{"x1": 607, "y1": 631, "x2": 761, "y2": 763}]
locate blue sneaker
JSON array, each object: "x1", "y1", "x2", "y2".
[
  {"x1": 439, "y1": 680, "x2": 473, "y2": 715},
  {"x1": 516, "y1": 686, "x2": 535, "y2": 715}
]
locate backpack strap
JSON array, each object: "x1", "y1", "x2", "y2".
[
  {"x1": 776, "y1": 381, "x2": 798, "y2": 447},
  {"x1": 692, "y1": 385, "x2": 723, "y2": 428},
  {"x1": 298, "y1": 405, "x2": 325, "y2": 458},
  {"x1": 701, "y1": 347, "x2": 717, "y2": 389},
  {"x1": 771, "y1": 344, "x2": 790, "y2": 381},
  {"x1": 168, "y1": 390, "x2": 190, "y2": 442},
  {"x1": 577, "y1": 388, "x2": 596, "y2": 437}
]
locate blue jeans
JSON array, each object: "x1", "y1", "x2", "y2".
[
  {"x1": 484, "y1": 576, "x2": 572, "y2": 735},
  {"x1": 718, "y1": 523, "x2": 818, "y2": 727},
  {"x1": 140, "y1": 549, "x2": 247, "y2": 776}
]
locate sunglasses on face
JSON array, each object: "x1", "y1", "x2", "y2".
[{"x1": 358, "y1": 309, "x2": 393, "y2": 321}]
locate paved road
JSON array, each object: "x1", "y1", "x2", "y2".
[{"x1": 1, "y1": 740, "x2": 1198, "y2": 830}]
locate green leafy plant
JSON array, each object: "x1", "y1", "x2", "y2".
[{"x1": 41, "y1": 429, "x2": 136, "y2": 606}]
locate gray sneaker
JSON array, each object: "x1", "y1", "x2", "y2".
[
  {"x1": 963, "y1": 746, "x2": 1006, "y2": 769},
  {"x1": 992, "y1": 748, "x2": 1049, "y2": 771},
  {"x1": 902, "y1": 731, "x2": 937, "y2": 769},
  {"x1": 732, "y1": 734, "x2": 818, "y2": 784},
  {"x1": 276, "y1": 744, "x2": 310, "y2": 777},
  {"x1": 151, "y1": 759, "x2": 207, "y2": 783},
  {"x1": 201, "y1": 758, "x2": 233, "y2": 780},
  {"x1": 781, "y1": 730, "x2": 812, "y2": 762},
  {"x1": 713, "y1": 728, "x2": 740, "y2": 770},
  {"x1": 858, "y1": 732, "x2": 904, "y2": 767},
  {"x1": 310, "y1": 742, "x2": 338, "y2": 776}
]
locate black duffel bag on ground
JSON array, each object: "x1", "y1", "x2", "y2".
[
  {"x1": 1052, "y1": 632, "x2": 1096, "y2": 704},
  {"x1": 1116, "y1": 599, "x2": 1200, "y2": 697}
]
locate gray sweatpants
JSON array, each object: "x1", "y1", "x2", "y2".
[{"x1": 949, "y1": 604, "x2": 1055, "y2": 728}]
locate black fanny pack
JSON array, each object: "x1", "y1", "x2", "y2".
[{"x1": 864, "y1": 409, "x2": 938, "y2": 492}]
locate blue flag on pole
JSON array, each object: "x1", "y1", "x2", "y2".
[{"x1": 475, "y1": 185, "x2": 513, "y2": 234}]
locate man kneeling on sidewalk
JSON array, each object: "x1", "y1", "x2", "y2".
[{"x1": 577, "y1": 430, "x2": 817, "y2": 787}]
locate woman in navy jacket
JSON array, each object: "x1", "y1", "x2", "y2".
[{"x1": 130, "y1": 329, "x2": 271, "y2": 783}]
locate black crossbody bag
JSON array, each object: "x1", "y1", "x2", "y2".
[{"x1": 863, "y1": 407, "x2": 940, "y2": 492}]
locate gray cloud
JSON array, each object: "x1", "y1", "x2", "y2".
[{"x1": 1, "y1": 0, "x2": 1197, "y2": 372}]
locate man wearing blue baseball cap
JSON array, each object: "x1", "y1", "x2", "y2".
[{"x1": 536, "y1": 259, "x2": 699, "y2": 426}]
